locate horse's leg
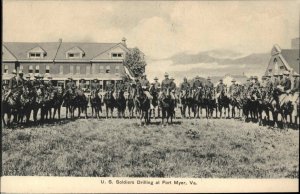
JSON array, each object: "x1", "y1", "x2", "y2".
[{"x1": 106, "y1": 106, "x2": 108, "y2": 119}]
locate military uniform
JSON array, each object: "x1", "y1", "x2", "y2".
[
  {"x1": 291, "y1": 77, "x2": 299, "y2": 93},
  {"x1": 116, "y1": 81, "x2": 125, "y2": 92},
  {"x1": 161, "y1": 78, "x2": 171, "y2": 92},
  {"x1": 273, "y1": 77, "x2": 280, "y2": 88},
  {"x1": 206, "y1": 81, "x2": 214, "y2": 90},
  {"x1": 229, "y1": 84, "x2": 237, "y2": 96},
  {"x1": 105, "y1": 82, "x2": 114, "y2": 92},
  {"x1": 265, "y1": 79, "x2": 273, "y2": 94},
  {"x1": 180, "y1": 81, "x2": 190, "y2": 91},
  {"x1": 192, "y1": 79, "x2": 203, "y2": 90},
  {"x1": 153, "y1": 81, "x2": 161, "y2": 92},
  {"x1": 8, "y1": 76, "x2": 18, "y2": 90},
  {"x1": 91, "y1": 81, "x2": 100, "y2": 91},
  {"x1": 79, "y1": 81, "x2": 87, "y2": 91},
  {"x1": 280, "y1": 77, "x2": 291, "y2": 92},
  {"x1": 16, "y1": 76, "x2": 25, "y2": 87},
  {"x1": 216, "y1": 82, "x2": 226, "y2": 93},
  {"x1": 66, "y1": 80, "x2": 76, "y2": 91}
]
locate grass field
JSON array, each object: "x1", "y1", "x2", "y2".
[{"x1": 2, "y1": 109, "x2": 299, "y2": 178}]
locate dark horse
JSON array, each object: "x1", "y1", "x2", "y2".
[
  {"x1": 18, "y1": 85, "x2": 35, "y2": 124},
  {"x1": 63, "y1": 89, "x2": 88, "y2": 119},
  {"x1": 159, "y1": 88, "x2": 175, "y2": 125},
  {"x1": 103, "y1": 91, "x2": 115, "y2": 119},
  {"x1": 217, "y1": 88, "x2": 230, "y2": 118},
  {"x1": 115, "y1": 90, "x2": 126, "y2": 118},
  {"x1": 51, "y1": 87, "x2": 64, "y2": 120},
  {"x1": 203, "y1": 86, "x2": 216, "y2": 118},
  {"x1": 193, "y1": 87, "x2": 205, "y2": 118},
  {"x1": 135, "y1": 85, "x2": 150, "y2": 125},
  {"x1": 180, "y1": 88, "x2": 194, "y2": 119},
  {"x1": 90, "y1": 90, "x2": 102, "y2": 119}
]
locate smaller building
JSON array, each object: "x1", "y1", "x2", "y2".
[{"x1": 265, "y1": 44, "x2": 299, "y2": 76}]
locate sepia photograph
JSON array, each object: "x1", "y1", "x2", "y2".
[{"x1": 1, "y1": 0, "x2": 299, "y2": 192}]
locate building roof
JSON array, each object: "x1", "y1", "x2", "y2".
[
  {"x1": 55, "y1": 42, "x2": 118, "y2": 61},
  {"x1": 281, "y1": 49, "x2": 300, "y2": 74},
  {"x1": 3, "y1": 42, "x2": 61, "y2": 60},
  {"x1": 2, "y1": 41, "x2": 125, "y2": 61},
  {"x1": 2, "y1": 45, "x2": 17, "y2": 61}
]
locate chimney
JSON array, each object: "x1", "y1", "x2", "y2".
[{"x1": 122, "y1": 37, "x2": 127, "y2": 47}]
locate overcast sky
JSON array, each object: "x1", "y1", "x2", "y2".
[{"x1": 3, "y1": 0, "x2": 299, "y2": 82}]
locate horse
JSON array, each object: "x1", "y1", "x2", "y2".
[
  {"x1": 180, "y1": 88, "x2": 194, "y2": 119},
  {"x1": 51, "y1": 87, "x2": 64, "y2": 120},
  {"x1": 149, "y1": 85, "x2": 160, "y2": 120},
  {"x1": 127, "y1": 87, "x2": 135, "y2": 119},
  {"x1": 18, "y1": 85, "x2": 35, "y2": 124},
  {"x1": 63, "y1": 88, "x2": 77, "y2": 119},
  {"x1": 90, "y1": 90, "x2": 102, "y2": 119},
  {"x1": 2, "y1": 87, "x2": 22, "y2": 126},
  {"x1": 159, "y1": 88, "x2": 175, "y2": 125},
  {"x1": 103, "y1": 91, "x2": 115, "y2": 119},
  {"x1": 115, "y1": 90, "x2": 126, "y2": 118},
  {"x1": 217, "y1": 88, "x2": 230, "y2": 118},
  {"x1": 135, "y1": 85, "x2": 151, "y2": 125},
  {"x1": 72, "y1": 89, "x2": 88, "y2": 119},
  {"x1": 203, "y1": 86, "x2": 216, "y2": 119},
  {"x1": 192, "y1": 87, "x2": 205, "y2": 118},
  {"x1": 229, "y1": 86, "x2": 243, "y2": 119},
  {"x1": 257, "y1": 87, "x2": 273, "y2": 126}
]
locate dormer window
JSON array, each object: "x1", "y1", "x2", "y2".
[
  {"x1": 27, "y1": 46, "x2": 46, "y2": 59},
  {"x1": 111, "y1": 53, "x2": 123, "y2": 59},
  {"x1": 66, "y1": 47, "x2": 85, "y2": 59}
]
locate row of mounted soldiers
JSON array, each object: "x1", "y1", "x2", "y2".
[{"x1": 3, "y1": 69, "x2": 299, "y2": 104}]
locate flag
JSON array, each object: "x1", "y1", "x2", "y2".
[{"x1": 124, "y1": 65, "x2": 135, "y2": 80}]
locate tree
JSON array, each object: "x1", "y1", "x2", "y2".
[{"x1": 124, "y1": 47, "x2": 147, "y2": 78}]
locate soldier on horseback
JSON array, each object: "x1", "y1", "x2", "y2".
[
  {"x1": 66, "y1": 77, "x2": 76, "y2": 91},
  {"x1": 152, "y1": 77, "x2": 161, "y2": 92},
  {"x1": 216, "y1": 79, "x2": 226, "y2": 104},
  {"x1": 206, "y1": 77, "x2": 214, "y2": 90},
  {"x1": 159, "y1": 72, "x2": 174, "y2": 100},
  {"x1": 105, "y1": 80, "x2": 114, "y2": 94},
  {"x1": 116, "y1": 79, "x2": 126, "y2": 93},
  {"x1": 229, "y1": 79, "x2": 238, "y2": 98},
  {"x1": 79, "y1": 79, "x2": 88, "y2": 92},
  {"x1": 169, "y1": 77, "x2": 177, "y2": 99},
  {"x1": 139, "y1": 74, "x2": 153, "y2": 106},
  {"x1": 4, "y1": 69, "x2": 19, "y2": 101},
  {"x1": 291, "y1": 74, "x2": 299, "y2": 93},
  {"x1": 192, "y1": 76, "x2": 203, "y2": 91}
]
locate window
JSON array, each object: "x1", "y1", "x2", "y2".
[
  {"x1": 76, "y1": 66, "x2": 80, "y2": 74},
  {"x1": 280, "y1": 66, "x2": 285, "y2": 70},
  {"x1": 46, "y1": 65, "x2": 50, "y2": 73},
  {"x1": 59, "y1": 65, "x2": 63, "y2": 74},
  {"x1": 111, "y1": 53, "x2": 123, "y2": 58},
  {"x1": 29, "y1": 65, "x2": 33, "y2": 73},
  {"x1": 100, "y1": 66, "x2": 104, "y2": 73},
  {"x1": 35, "y1": 65, "x2": 39, "y2": 73},
  {"x1": 86, "y1": 65, "x2": 90, "y2": 74},
  {"x1": 106, "y1": 65, "x2": 110, "y2": 73},
  {"x1": 29, "y1": 52, "x2": 42, "y2": 58},
  {"x1": 70, "y1": 65, "x2": 74, "y2": 74},
  {"x1": 68, "y1": 53, "x2": 81, "y2": 59},
  {"x1": 268, "y1": 69, "x2": 272, "y2": 72},
  {"x1": 20, "y1": 65, "x2": 23, "y2": 70},
  {"x1": 115, "y1": 66, "x2": 120, "y2": 73},
  {"x1": 4, "y1": 65, "x2": 8, "y2": 74}
]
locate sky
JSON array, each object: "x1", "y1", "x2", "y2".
[{"x1": 3, "y1": 0, "x2": 299, "y2": 83}]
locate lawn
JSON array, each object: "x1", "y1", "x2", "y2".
[{"x1": 2, "y1": 116, "x2": 299, "y2": 178}]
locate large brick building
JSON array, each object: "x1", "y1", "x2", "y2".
[{"x1": 2, "y1": 38, "x2": 138, "y2": 91}]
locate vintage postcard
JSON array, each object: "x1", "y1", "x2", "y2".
[{"x1": 1, "y1": 0, "x2": 299, "y2": 193}]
